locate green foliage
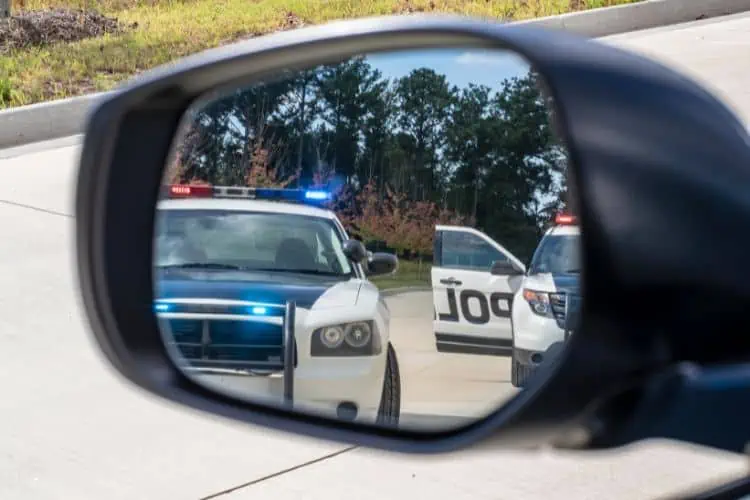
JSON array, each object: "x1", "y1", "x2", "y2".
[{"x1": 2, "y1": 0, "x2": 641, "y2": 108}]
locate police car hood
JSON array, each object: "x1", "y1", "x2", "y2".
[
  {"x1": 155, "y1": 270, "x2": 363, "y2": 309},
  {"x1": 523, "y1": 272, "x2": 580, "y2": 295}
]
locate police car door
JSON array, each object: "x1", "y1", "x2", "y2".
[{"x1": 432, "y1": 225, "x2": 525, "y2": 355}]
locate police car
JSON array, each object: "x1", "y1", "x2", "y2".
[
  {"x1": 431, "y1": 225, "x2": 526, "y2": 357},
  {"x1": 152, "y1": 184, "x2": 401, "y2": 425},
  {"x1": 510, "y1": 213, "x2": 581, "y2": 387}
]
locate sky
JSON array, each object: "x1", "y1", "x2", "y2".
[{"x1": 364, "y1": 47, "x2": 532, "y2": 92}]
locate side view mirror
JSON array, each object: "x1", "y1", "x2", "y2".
[
  {"x1": 366, "y1": 252, "x2": 398, "y2": 277},
  {"x1": 343, "y1": 239, "x2": 368, "y2": 263},
  {"x1": 75, "y1": 14, "x2": 750, "y2": 459},
  {"x1": 490, "y1": 260, "x2": 524, "y2": 276}
]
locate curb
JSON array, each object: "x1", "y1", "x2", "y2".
[
  {"x1": 514, "y1": 0, "x2": 750, "y2": 38},
  {"x1": 381, "y1": 286, "x2": 432, "y2": 297},
  {"x1": 0, "y1": 91, "x2": 112, "y2": 150},
  {"x1": 1, "y1": 0, "x2": 748, "y2": 150}
]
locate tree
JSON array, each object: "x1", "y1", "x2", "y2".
[
  {"x1": 244, "y1": 137, "x2": 298, "y2": 188},
  {"x1": 444, "y1": 83, "x2": 494, "y2": 219},
  {"x1": 443, "y1": 70, "x2": 564, "y2": 260},
  {"x1": 349, "y1": 179, "x2": 388, "y2": 246},
  {"x1": 314, "y1": 57, "x2": 387, "y2": 183},
  {"x1": 359, "y1": 82, "x2": 396, "y2": 194},
  {"x1": 484, "y1": 71, "x2": 566, "y2": 257},
  {"x1": 394, "y1": 68, "x2": 456, "y2": 202}
]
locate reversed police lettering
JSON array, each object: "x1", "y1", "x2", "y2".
[
  {"x1": 437, "y1": 288, "x2": 514, "y2": 324},
  {"x1": 459, "y1": 290, "x2": 490, "y2": 324},
  {"x1": 490, "y1": 292, "x2": 513, "y2": 318},
  {"x1": 438, "y1": 288, "x2": 460, "y2": 322}
]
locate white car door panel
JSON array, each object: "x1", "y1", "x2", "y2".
[{"x1": 432, "y1": 226, "x2": 525, "y2": 356}]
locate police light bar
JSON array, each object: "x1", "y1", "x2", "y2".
[
  {"x1": 555, "y1": 213, "x2": 577, "y2": 225},
  {"x1": 168, "y1": 184, "x2": 213, "y2": 198},
  {"x1": 164, "y1": 184, "x2": 332, "y2": 203}
]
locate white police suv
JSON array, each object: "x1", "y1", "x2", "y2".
[
  {"x1": 431, "y1": 225, "x2": 526, "y2": 356},
  {"x1": 152, "y1": 184, "x2": 400, "y2": 425},
  {"x1": 510, "y1": 213, "x2": 581, "y2": 387}
]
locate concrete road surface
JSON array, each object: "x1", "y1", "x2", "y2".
[
  {"x1": 386, "y1": 291, "x2": 518, "y2": 427},
  {"x1": 3, "y1": 12, "x2": 750, "y2": 500},
  {"x1": 603, "y1": 11, "x2": 750, "y2": 124}
]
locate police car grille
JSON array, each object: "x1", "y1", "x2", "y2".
[
  {"x1": 550, "y1": 293, "x2": 570, "y2": 329},
  {"x1": 564, "y1": 293, "x2": 582, "y2": 331},
  {"x1": 548, "y1": 293, "x2": 582, "y2": 330},
  {"x1": 169, "y1": 319, "x2": 202, "y2": 343},
  {"x1": 167, "y1": 319, "x2": 284, "y2": 370}
]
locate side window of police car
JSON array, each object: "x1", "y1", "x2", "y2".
[
  {"x1": 441, "y1": 231, "x2": 508, "y2": 271},
  {"x1": 314, "y1": 233, "x2": 327, "y2": 266},
  {"x1": 432, "y1": 229, "x2": 522, "y2": 348},
  {"x1": 320, "y1": 227, "x2": 352, "y2": 275},
  {"x1": 314, "y1": 230, "x2": 342, "y2": 273}
]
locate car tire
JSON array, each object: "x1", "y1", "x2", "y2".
[
  {"x1": 510, "y1": 315, "x2": 524, "y2": 388},
  {"x1": 511, "y1": 351, "x2": 533, "y2": 388},
  {"x1": 376, "y1": 343, "x2": 401, "y2": 426}
]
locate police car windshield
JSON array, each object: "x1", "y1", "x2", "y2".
[
  {"x1": 153, "y1": 209, "x2": 353, "y2": 277},
  {"x1": 527, "y1": 233, "x2": 580, "y2": 275}
]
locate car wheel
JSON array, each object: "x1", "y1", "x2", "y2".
[
  {"x1": 510, "y1": 315, "x2": 524, "y2": 388},
  {"x1": 376, "y1": 343, "x2": 401, "y2": 426},
  {"x1": 511, "y1": 350, "x2": 533, "y2": 388}
]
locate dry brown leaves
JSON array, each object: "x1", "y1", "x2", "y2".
[
  {"x1": 391, "y1": 0, "x2": 437, "y2": 14},
  {"x1": 0, "y1": 9, "x2": 134, "y2": 53}
]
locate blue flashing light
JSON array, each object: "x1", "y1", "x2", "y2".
[
  {"x1": 304, "y1": 190, "x2": 331, "y2": 201},
  {"x1": 250, "y1": 306, "x2": 268, "y2": 315},
  {"x1": 154, "y1": 303, "x2": 171, "y2": 313},
  {"x1": 178, "y1": 184, "x2": 333, "y2": 205}
]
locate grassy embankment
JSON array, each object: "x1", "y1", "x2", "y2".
[
  {"x1": 0, "y1": 0, "x2": 640, "y2": 107},
  {"x1": 371, "y1": 258, "x2": 432, "y2": 290}
]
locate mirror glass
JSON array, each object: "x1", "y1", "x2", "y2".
[{"x1": 154, "y1": 46, "x2": 581, "y2": 432}]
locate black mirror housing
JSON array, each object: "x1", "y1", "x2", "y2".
[
  {"x1": 343, "y1": 239, "x2": 368, "y2": 263},
  {"x1": 366, "y1": 252, "x2": 398, "y2": 277},
  {"x1": 74, "y1": 14, "x2": 750, "y2": 457}
]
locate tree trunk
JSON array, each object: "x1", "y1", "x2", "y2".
[{"x1": 295, "y1": 77, "x2": 307, "y2": 186}]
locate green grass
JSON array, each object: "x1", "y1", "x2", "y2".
[
  {"x1": 372, "y1": 258, "x2": 431, "y2": 290},
  {"x1": 0, "y1": 0, "x2": 641, "y2": 108}
]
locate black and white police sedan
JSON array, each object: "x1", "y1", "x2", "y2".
[{"x1": 152, "y1": 184, "x2": 400, "y2": 425}]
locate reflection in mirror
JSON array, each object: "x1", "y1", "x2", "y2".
[{"x1": 154, "y1": 47, "x2": 581, "y2": 432}]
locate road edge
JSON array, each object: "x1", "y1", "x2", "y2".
[
  {"x1": 1, "y1": 0, "x2": 748, "y2": 150},
  {"x1": 381, "y1": 286, "x2": 432, "y2": 297}
]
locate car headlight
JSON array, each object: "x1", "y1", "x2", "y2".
[
  {"x1": 311, "y1": 321, "x2": 381, "y2": 357},
  {"x1": 319, "y1": 325, "x2": 345, "y2": 348},
  {"x1": 522, "y1": 289, "x2": 554, "y2": 317}
]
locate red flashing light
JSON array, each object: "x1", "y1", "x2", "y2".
[
  {"x1": 555, "y1": 213, "x2": 577, "y2": 225},
  {"x1": 168, "y1": 184, "x2": 213, "y2": 198}
]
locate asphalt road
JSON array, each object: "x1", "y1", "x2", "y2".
[{"x1": 3, "y1": 12, "x2": 750, "y2": 500}]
